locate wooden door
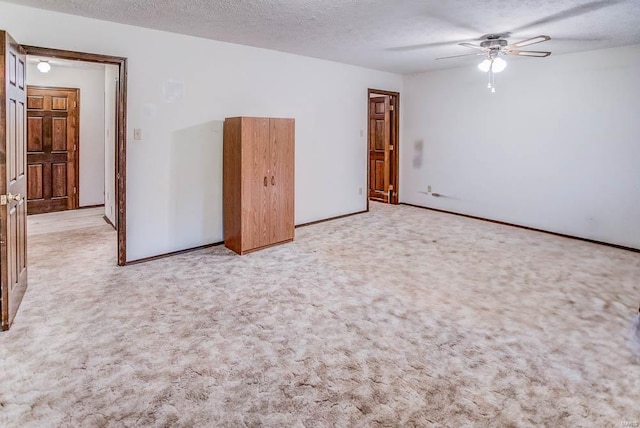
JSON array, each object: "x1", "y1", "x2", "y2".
[
  {"x1": 269, "y1": 118, "x2": 294, "y2": 244},
  {"x1": 241, "y1": 117, "x2": 271, "y2": 250},
  {"x1": 26, "y1": 86, "x2": 78, "y2": 214},
  {"x1": 1, "y1": 31, "x2": 28, "y2": 331},
  {"x1": 369, "y1": 95, "x2": 391, "y2": 203}
]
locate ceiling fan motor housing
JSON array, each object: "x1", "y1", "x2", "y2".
[
  {"x1": 480, "y1": 38, "x2": 508, "y2": 58},
  {"x1": 480, "y1": 39, "x2": 508, "y2": 49}
]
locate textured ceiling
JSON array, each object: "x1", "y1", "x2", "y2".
[
  {"x1": 26, "y1": 56, "x2": 107, "y2": 71},
  {"x1": 7, "y1": 0, "x2": 640, "y2": 74}
]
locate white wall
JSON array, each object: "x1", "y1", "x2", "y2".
[
  {"x1": 402, "y1": 44, "x2": 640, "y2": 249},
  {"x1": 104, "y1": 65, "x2": 118, "y2": 226},
  {"x1": 0, "y1": 2, "x2": 403, "y2": 261},
  {"x1": 26, "y1": 62, "x2": 106, "y2": 207}
]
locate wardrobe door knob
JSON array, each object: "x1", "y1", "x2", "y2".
[
  {"x1": 271, "y1": 176, "x2": 275, "y2": 186},
  {"x1": 263, "y1": 177, "x2": 268, "y2": 187}
]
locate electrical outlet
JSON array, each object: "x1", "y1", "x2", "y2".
[
  {"x1": 134, "y1": 128, "x2": 143, "y2": 140},
  {"x1": 360, "y1": 129, "x2": 364, "y2": 137},
  {"x1": 359, "y1": 187, "x2": 363, "y2": 195},
  {"x1": 428, "y1": 185, "x2": 432, "y2": 193}
]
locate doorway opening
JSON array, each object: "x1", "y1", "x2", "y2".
[
  {"x1": 23, "y1": 45, "x2": 127, "y2": 266},
  {"x1": 367, "y1": 89, "x2": 399, "y2": 207}
]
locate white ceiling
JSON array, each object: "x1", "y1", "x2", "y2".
[
  {"x1": 8, "y1": 0, "x2": 640, "y2": 74},
  {"x1": 26, "y1": 56, "x2": 107, "y2": 71}
]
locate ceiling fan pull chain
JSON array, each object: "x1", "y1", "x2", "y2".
[
  {"x1": 487, "y1": 67, "x2": 496, "y2": 92},
  {"x1": 491, "y1": 68, "x2": 496, "y2": 93}
]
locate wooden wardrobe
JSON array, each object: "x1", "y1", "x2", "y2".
[{"x1": 223, "y1": 117, "x2": 295, "y2": 255}]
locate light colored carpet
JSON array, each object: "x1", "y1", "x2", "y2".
[
  {"x1": 27, "y1": 207, "x2": 107, "y2": 236},
  {"x1": 1, "y1": 203, "x2": 639, "y2": 427}
]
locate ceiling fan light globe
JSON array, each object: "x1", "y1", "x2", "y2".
[
  {"x1": 37, "y1": 61, "x2": 51, "y2": 73},
  {"x1": 492, "y1": 57, "x2": 507, "y2": 73},
  {"x1": 477, "y1": 59, "x2": 491, "y2": 72}
]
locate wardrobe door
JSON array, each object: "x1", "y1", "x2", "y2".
[
  {"x1": 269, "y1": 118, "x2": 295, "y2": 244},
  {"x1": 223, "y1": 118, "x2": 242, "y2": 253},
  {"x1": 241, "y1": 117, "x2": 271, "y2": 251}
]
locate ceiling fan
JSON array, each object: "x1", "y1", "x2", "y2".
[
  {"x1": 436, "y1": 34, "x2": 552, "y2": 92},
  {"x1": 436, "y1": 34, "x2": 552, "y2": 61},
  {"x1": 387, "y1": 0, "x2": 622, "y2": 91},
  {"x1": 389, "y1": 0, "x2": 619, "y2": 54}
]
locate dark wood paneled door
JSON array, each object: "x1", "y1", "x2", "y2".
[
  {"x1": 269, "y1": 118, "x2": 295, "y2": 244},
  {"x1": 1, "y1": 31, "x2": 28, "y2": 331},
  {"x1": 369, "y1": 95, "x2": 391, "y2": 203},
  {"x1": 26, "y1": 86, "x2": 79, "y2": 214}
]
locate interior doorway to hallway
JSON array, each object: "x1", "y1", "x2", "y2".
[
  {"x1": 22, "y1": 45, "x2": 127, "y2": 266},
  {"x1": 367, "y1": 88, "x2": 399, "y2": 206},
  {"x1": 23, "y1": 45, "x2": 127, "y2": 266},
  {"x1": 25, "y1": 57, "x2": 120, "y2": 218}
]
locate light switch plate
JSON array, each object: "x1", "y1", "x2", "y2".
[{"x1": 134, "y1": 128, "x2": 142, "y2": 140}]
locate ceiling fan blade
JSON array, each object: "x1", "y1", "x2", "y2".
[
  {"x1": 459, "y1": 43, "x2": 487, "y2": 51},
  {"x1": 510, "y1": 0, "x2": 624, "y2": 33},
  {"x1": 506, "y1": 35, "x2": 550, "y2": 49},
  {"x1": 505, "y1": 50, "x2": 552, "y2": 57},
  {"x1": 387, "y1": 40, "x2": 466, "y2": 52},
  {"x1": 387, "y1": 34, "x2": 491, "y2": 52},
  {"x1": 551, "y1": 36, "x2": 603, "y2": 42},
  {"x1": 435, "y1": 53, "x2": 484, "y2": 60}
]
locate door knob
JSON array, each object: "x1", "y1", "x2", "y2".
[{"x1": 8, "y1": 193, "x2": 22, "y2": 202}]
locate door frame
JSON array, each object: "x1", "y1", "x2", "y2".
[
  {"x1": 367, "y1": 88, "x2": 400, "y2": 210},
  {"x1": 23, "y1": 45, "x2": 128, "y2": 266},
  {"x1": 26, "y1": 85, "x2": 80, "y2": 212}
]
